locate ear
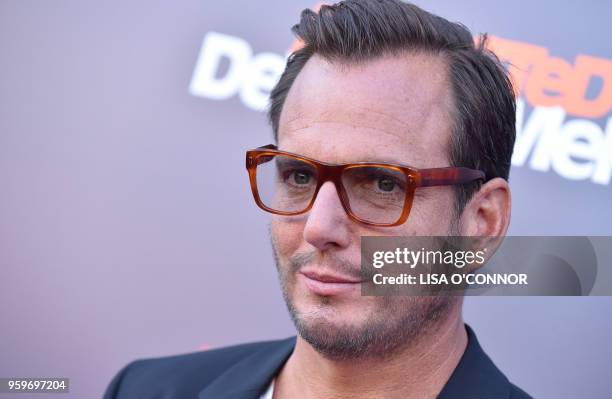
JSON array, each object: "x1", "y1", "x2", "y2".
[{"x1": 458, "y1": 177, "x2": 511, "y2": 237}]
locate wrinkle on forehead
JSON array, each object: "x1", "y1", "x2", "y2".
[
  {"x1": 278, "y1": 52, "x2": 454, "y2": 166},
  {"x1": 284, "y1": 105, "x2": 418, "y2": 142},
  {"x1": 280, "y1": 120, "x2": 439, "y2": 168}
]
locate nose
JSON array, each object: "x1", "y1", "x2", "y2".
[{"x1": 303, "y1": 181, "x2": 352, "y2": 251}]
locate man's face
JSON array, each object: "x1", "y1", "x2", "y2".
[{"x1": 271, "y1": 52, "x2": 460, "y2": 359}]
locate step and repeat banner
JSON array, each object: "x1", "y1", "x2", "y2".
[{"x1": 1, "y1": 1, "x2": 610, "y2": 398}]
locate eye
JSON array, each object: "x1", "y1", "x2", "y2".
[
  {"x1": 289, "y1": 170, "x2": 312, "y2": 185},
  {"x1": 377, "y1": 177, "x2": 396, "y2": 192}
]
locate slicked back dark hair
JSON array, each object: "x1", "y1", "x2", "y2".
[{"x1": 267, "y1": 0, "x2": 516, "y2": 216}]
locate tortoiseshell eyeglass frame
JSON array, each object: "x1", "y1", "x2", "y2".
[{"x1": 246, "y1": 144, "x2": 486, "y2": 227}]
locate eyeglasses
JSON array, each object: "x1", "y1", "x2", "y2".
[{"x1": 245, "y1": 145, "x2": 486, "y2": 227}]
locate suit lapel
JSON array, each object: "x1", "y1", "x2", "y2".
[
  {"x1": 437, "y1": 325, "x2": 511, "y2": 398},
  {"x1": 198, "y1": 337, "x2": 296, "y2": 399}
]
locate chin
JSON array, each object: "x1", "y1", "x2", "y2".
[
  {"x1": 296, "y1": 294, "x2": 371, "y2": 323},
  {"x1": 293, "y1": 312, "x2": 394, "y2": 361},
  {"x1": 286, "y1": 293, "x2": 457, "y2": 361}
]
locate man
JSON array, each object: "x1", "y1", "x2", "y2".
[{"x1": 104, "y1": 1, "x2": 531, "y2": 398}]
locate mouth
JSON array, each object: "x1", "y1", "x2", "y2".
[{"x1": 299, "y1": 269, "x2": 363, "y2": 296}]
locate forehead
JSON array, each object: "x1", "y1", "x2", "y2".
[{"x1": 278, "y1": 52, "x2": 454, "y2": 168}]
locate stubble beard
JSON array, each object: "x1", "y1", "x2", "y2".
[{"x1": 271, "y1": 236, "x2": 457, "y2": 361}]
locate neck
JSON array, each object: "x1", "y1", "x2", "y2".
[{"x1": 274, "y1": 308, "x2": 467, "y2": 399}]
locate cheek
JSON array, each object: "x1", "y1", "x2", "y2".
[
  {"x1": 271, "y1": 216, "x2": 304, "y2": 260},
  {"x1": 401, "y1": 188, "x2": 457, "y2": 235}
]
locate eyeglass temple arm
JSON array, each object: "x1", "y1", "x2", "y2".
[{"x1": 418, "y1": 167, "x2": 486, "y2": 187}]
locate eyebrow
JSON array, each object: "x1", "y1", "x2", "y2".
[
  {"x1": 351, "y1": 156, "x2": 407, "y2": 165},
  {"x1": 277, "y1": 146, "x2": 428, "y2": 168},
  {"x1": 335, "y1": 155, "x2": 418, "y2": 167},
  {"x1": 275, "y1": 157, "x2": 316, "y2": 169}
]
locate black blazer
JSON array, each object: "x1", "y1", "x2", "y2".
[{"x1": 103, "y1": 325, "x2": 532, "y2": 398}]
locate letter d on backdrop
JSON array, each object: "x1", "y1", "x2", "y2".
[{"x1": 189, "y1": 32, "x2": 252, "y2": 100}]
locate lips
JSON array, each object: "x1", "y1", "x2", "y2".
[
  {"x1": 300, "y1": 270, "x2": 362, "y2": 284},
  {"x1": 299, "y1": 269, "x2": 363, "y2": 296}
]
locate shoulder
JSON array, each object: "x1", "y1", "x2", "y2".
[
  {"x1": 103, "y1": 337, "x2": 293, "y2": 399},
  {"x1": 509, "y1": 383, "x2": 533, "y2": 399}
]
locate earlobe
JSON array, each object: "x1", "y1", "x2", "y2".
[{"x1": 459, "y1": 178, "x2": 511, "y2": 237}]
